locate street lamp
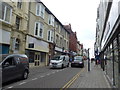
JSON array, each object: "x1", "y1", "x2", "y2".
[{"x1": 88, "y1": 48, "x2": 90, "y2": 71}]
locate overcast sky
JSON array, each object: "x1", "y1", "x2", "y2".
[{"x1": 41, "y1": 0, "x2": 100, "y2": 58}]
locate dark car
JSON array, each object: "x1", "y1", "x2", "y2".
[
  {"x1": 0, "y1": 54, "x2": 29, "y2": 83},
  {"x1": 71, "y1": 56, "x2": 84, "y2": 68}
]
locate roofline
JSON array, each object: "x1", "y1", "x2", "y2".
[{"x1": 35, "y1": 1, "x2": 70, "y2": 34}]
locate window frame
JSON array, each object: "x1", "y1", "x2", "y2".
[
  {"x1": 16, "y1": 16, "x2": 21, "y2": 30},
  {"x1": 0, "y1": 2, "x2": 12, "y2": 24},
  {"x1": 36, "y1": 3, "x2": 45, "y2": 19},
  {"x1": 34, "y1": 22, "x2": 44, "y2": 38},
  {"x1": 47, "y1": 30, "x2": 54, "y2": 42},
  {"x1": 17, "y1": 0, "x2": 22, "y2": 9},
  {"x1": 48, "y1": 15, "x2": 54, "y2": 27}
]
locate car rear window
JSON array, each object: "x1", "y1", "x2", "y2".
[{"x1": 74, "y1": 56, "x2": 82, "y2": 61}]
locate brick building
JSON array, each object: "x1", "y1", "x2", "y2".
[{"x1": 64, "y1": 24, "x2": 77, "y2": 54}]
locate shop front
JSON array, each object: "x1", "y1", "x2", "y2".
[{"x1": 26, "y1": 35, "x2": 49, "y2": 67}]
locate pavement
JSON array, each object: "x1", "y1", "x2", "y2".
[{"x1": 70, "y1": 61, "x2": 112, "y2": 88}]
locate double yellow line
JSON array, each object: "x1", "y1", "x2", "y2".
[{"x1": 60, "y1": 68, "x2": 85, "y2": 90}]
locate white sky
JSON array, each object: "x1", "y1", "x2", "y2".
[{"x1": 41, "y1": 0, "x2": 100, "y2": 58}]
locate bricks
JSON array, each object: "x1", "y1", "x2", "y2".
[{"x1": 70, "y1": 62, "x2": 111, "y2": 88}]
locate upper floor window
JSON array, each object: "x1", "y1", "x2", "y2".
[
  {"x1": 0, "y1": 2, "x2": 12, "y2": 23},
  {"x1": 36, "y1": 3, "x2": 45, "y2": 19},
  {"x1": 17, "y1": 0, "x2": 22, "y2": 9},
  {"x1": 56, "y1": 34, "x2": 59, "y2": 45},
  {"x1": 16, "y1": 16, "x2": 21, "y2": 30},
  {"x1": 48, "y1": 15, "x2": 54, "y2": 27},
  {"x1": 34, "y1": 22, "x2": 44, "y2": 38},
  {"x1": 48, "y1": 30, "x2": 53, "y2": 42}
]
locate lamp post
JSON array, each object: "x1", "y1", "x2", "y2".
[{"x1": 88, "y1": 48, "x2": 90, "y2": 71}]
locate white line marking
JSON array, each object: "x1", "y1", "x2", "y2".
[
  {"x1": 40, "y1": 76, "x2": 45, "y2": 78},
  {"x1": 52, "y1": 72, "x2": 55, "y2": 74},
  {"x1": 47, "y1": 73, "x2": 50, "y2": 76},
  {"x1": 8, "y1": 86, "x2": 13, "y2": 88},
  {"x1": 19, "y1": 82, "x2": 26, "y2": 85},
  {"x1": 32, "y1": 78, "x2": 38, "y2": 80}
]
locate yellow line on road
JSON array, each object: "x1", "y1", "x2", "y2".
[{"x1": 60, "y1": 68, "x2": 85, "y2": 90}]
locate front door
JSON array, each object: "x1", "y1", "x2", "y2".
[{"x1": 34, "y1": 52, "x2": 41, "y2": 66}]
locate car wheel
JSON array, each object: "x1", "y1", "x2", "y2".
[
  {"x1": 22, "y1": 70, "x2": 28, "y2": 79},
  {"x1": 71, "y1": 65, "x2": 73, "y2": 67},
  {"x1": 81, "y1": 64, "x2": 84, "y2": 68},
  {"x1": 67, "y1": 63, "x2": 69, "y2": 67}
]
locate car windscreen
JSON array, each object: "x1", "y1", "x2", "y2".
[
  {"x1": 51, "y1": 56, "x2": 63, "y2": 61},
  {"x1": 74, "y1": 56, "x2": 82, "y2": 61}
]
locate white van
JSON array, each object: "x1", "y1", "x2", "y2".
[{"x1": 49, "y1": 55, "x2": 69, "y2": 68}]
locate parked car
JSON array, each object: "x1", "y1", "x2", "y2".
[
  {"x1": 49, "y1": 55, "x2": 69, "y2": 69},
  {"x1": 0, "y1": 54, "x2": 29, "y2": 83},
  {"x1": 71, "y1": 56, "x2": 84, "y2": 68}
]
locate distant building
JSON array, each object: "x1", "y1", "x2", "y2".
[
  {"x1": 77, "y1": 41, "x2": 83, "y2": 56},
  {"x1": 64, "y1": 24, "x2": 78, "y2": 56}
]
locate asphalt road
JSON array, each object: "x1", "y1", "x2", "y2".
[{"x1": 2, "y1": 64, "x2": 85, "y2": 89}]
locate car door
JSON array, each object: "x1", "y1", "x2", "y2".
[{"x1": 2, "y1": 56, "x2": 18, "y2": 82}]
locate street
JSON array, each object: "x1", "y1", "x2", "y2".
[{"x1": 2, "y1": 63, "x2": 85, "y2": 89}]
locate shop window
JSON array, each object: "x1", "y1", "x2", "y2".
[{"x1": 113, "y1": 38, "x2": 119, "y2": 63}]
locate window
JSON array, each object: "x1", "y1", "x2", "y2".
[
  {"x1": 34, "y1": 22, "x2": 44, "y2": 38},
  {"x1": 60, "y1": 37, "x2": 62, "y2": 47},
  {"x1": 17, "y1": 0, "x2": 22, "y2": 9},
  {"x1": 56, "y1": 35, "x2": 59, "y2": 45},
  {"x1": 15, "y1": 38, "x2": 20, "y2": 50},
  {"x1": 3, "y1": 57, "x2": 16, "y2": 66},
  {"x1": 0, "y1": 2, "x2": 12, "y2": 23},
  {"x1": 16, "y1": 16, "x2": 21, "y2": 30},
  {"x1": 48, "y1": 30, "x2": 53, "y2": 42},
  {"x1": 39, "y1": 23, "x2": 43, "y2": 37},
  {"x1": 36, "y1": 3, "x2": 45, "y2": 19},
  {"x1": 48, "y1": 15, "x2": 54, "y2": 26}
]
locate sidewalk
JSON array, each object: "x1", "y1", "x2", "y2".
[{"x1": 70, "y1": 61, "x2": 111, "y2": 88}]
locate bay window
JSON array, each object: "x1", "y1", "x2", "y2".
[
  {"x1": 0, "y1": 2, "x2": 12, "y2": 23},
  {"x1": 36, "y1": 3, "x2": 45, "y2": 19}
]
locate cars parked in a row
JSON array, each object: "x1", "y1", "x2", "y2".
[
  {"x1": 0, "y1": 54, "x2": 84, "y2": 83},
  {"x1": 0, "y1": 54, "x2": 29, "y2": 83},
  {"x1": 49, "y1": 55, "x2": 84, "y2": 69}
]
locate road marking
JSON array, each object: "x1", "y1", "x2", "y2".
[
  {"x1": 61, "y1": 68, "x2": 85, "y2": 89},
  {"x1": 8, "y1": 86, "x2": 13, "y2": 88},
  {"x1": 47, "y1": 73, "x2": 50, "y2": 76},
  {"x1": 40, "y1": 76, "x2": 45, "y2": 78},
  {"x1": 32, "y1": 78, "x2": 38, "y2": 80},
  {"x1": 19, "y1": 82, "x2": 26, "y2": 85},
  {"x1": 52, "y1": 72, "x2": 55, "y2": 74}
]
